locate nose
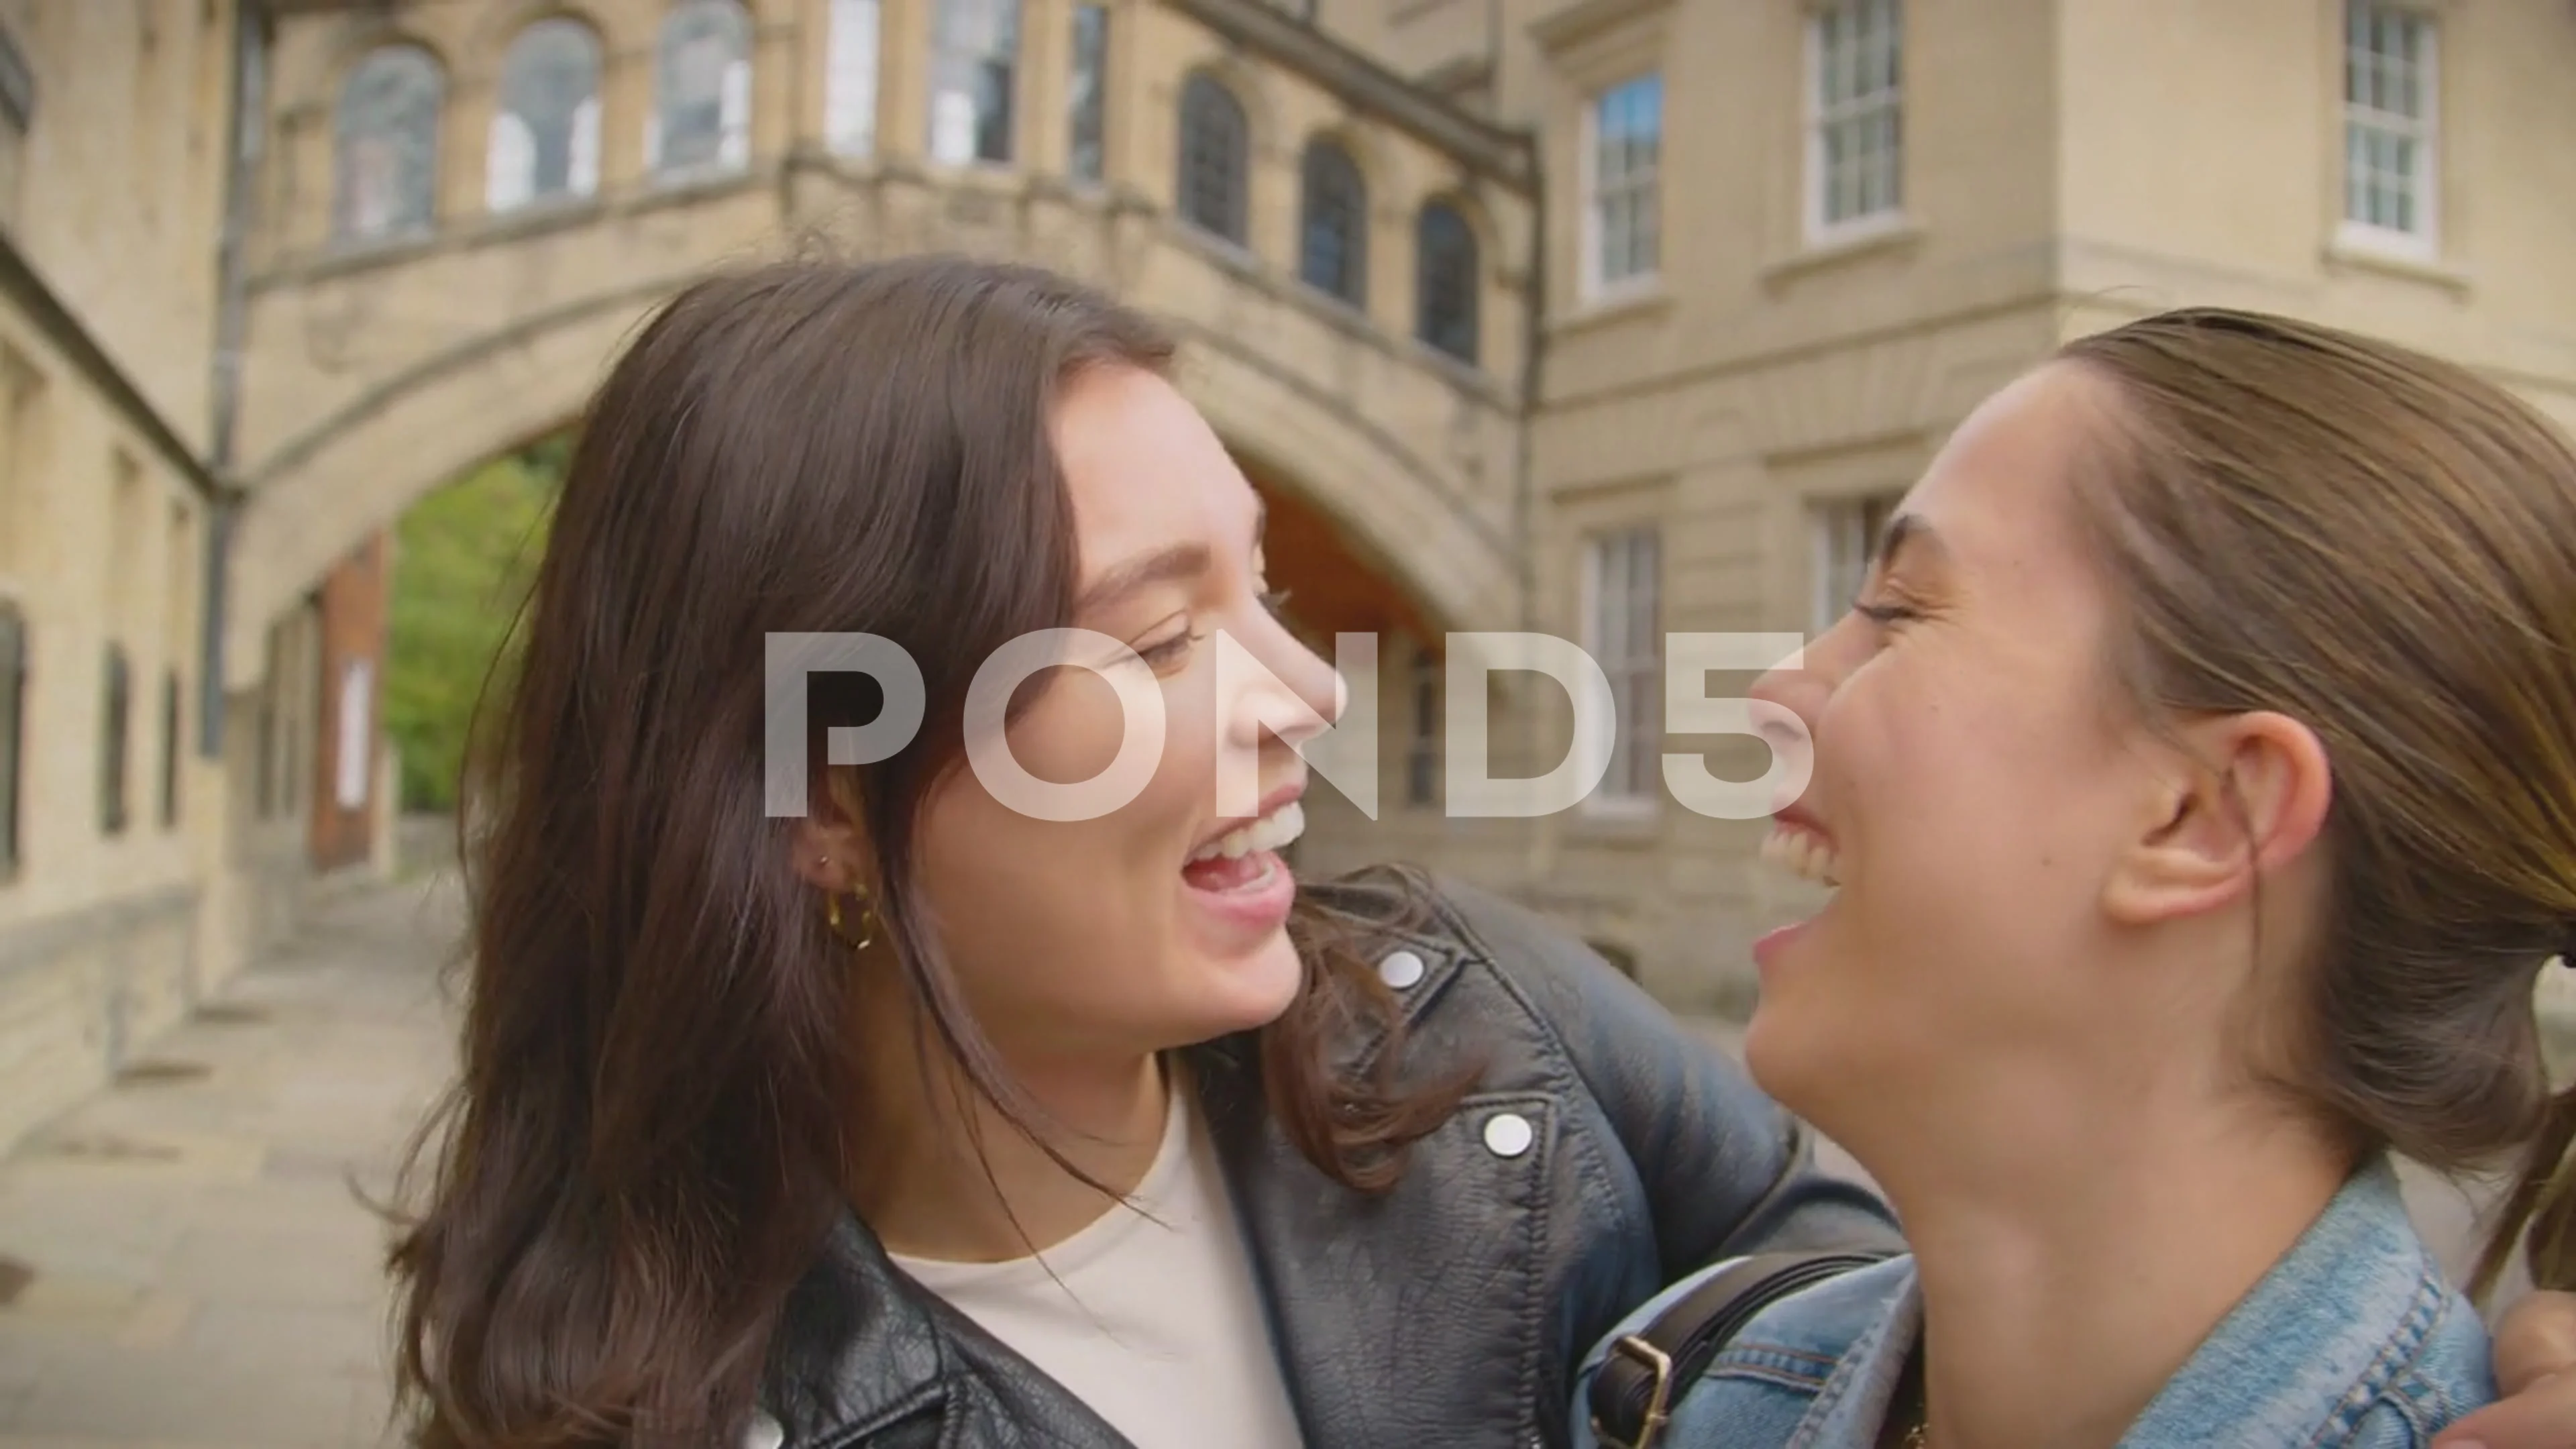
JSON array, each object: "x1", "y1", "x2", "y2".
[
  {"x1": 1748, "y1": 642, "x2": 1825, "y2": 763},
  {"x1": 1229, "y1": 611, "x2": 1342, "y2": 752}
]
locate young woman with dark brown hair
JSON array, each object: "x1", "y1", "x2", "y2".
[{"x1": 386, "y1": 262, "x2": 2576, "y2": 1449}]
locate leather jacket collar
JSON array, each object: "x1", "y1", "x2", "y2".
[{"x1": 755, "y1": 903, "x2": 1475, "y2": 1447}]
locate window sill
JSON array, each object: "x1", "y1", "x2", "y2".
[
  {"x1": 922, "y1": 156, "x2": 1024, "y2": 183},
  {"x1": 1762, "y1": 215, "x2": 1923, "y2": 290},
  {"x1": 466, "y1": 194, "x2": 606, "y2": 248},
  {"x1": 2323, "y1": 232, "x2": 2470, "y2": 297},
  {"x1": 1408, "y1": 337, "x2": 1495, "y2": 392},
  {"x1": 1172, "y1": 223, "x2": 1265, "y2": 280},
  {"x1": 1552, "y1": 282, "x2": 1672, "y2": 337},
  {"x1": 647, "y1": 159, "x2": 757, "y2": 195}
]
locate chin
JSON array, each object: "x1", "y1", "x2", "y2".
[
  {"x1": 1181, "y1": 928, "x2": 1307, "y2": 1043},
  {"x1": 1740, "y1": 994, "x2": 1839, "y2": 1126}
]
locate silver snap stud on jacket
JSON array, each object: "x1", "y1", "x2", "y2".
[
  {"x1": 1483, "y1": 1112, "x2": 1534, "y2": 1159},
  {"x1": 1377, "y1": 948, "x2": 1427, "y2": 989}
]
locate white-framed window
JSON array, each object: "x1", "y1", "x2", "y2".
[
  {"x1": 2341, "y1": 0, "x2": 2437, "y2": 255},
  {"x1": 1811, "y1": 492, "x2": 1899, "y2": 636},
  {"x1": 825, "y1": 0, "x2": 883, "y2": 157},
  {"x1": 1582, "y1": 73, "x2": 1661, "y2": 296},
  {"x1": 1582, "y1": 527, "x2": 1660, "y2": 810},
  {"x1": 1807, "y1": 0, "x2": 1902, "y2": 237}
]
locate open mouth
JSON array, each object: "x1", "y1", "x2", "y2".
[
  {"x1": 1182, "y1": 799, "x2": 1305, "y2": 894},
  {"x1": 1759, "y1": 820, "x2": 1841, "y2": 888}
]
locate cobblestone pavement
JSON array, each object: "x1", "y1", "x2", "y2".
[{"x1": 0, "y1": 876, "x2": 2528, "y2": 1446}]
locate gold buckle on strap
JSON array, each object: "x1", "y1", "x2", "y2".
[{"x1": 1589, "y1": 1333, "x2": 1675, "y2": 1449}]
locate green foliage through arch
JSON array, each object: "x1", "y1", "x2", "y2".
[{"x1": 384, "y1": 440, "x2": 563, "y2": 811}]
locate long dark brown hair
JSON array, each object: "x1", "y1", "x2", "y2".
[{"x1": 386, "y1": 255, "x2": 1471, "y2": 1448}]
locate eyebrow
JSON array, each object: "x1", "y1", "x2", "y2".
[
  {"x1": 1073, "y1": 542, "x2": 1210, "y2": 617},
  {"x1": 1071, "y1": 498, "x2": 1268, "y2": 617}
]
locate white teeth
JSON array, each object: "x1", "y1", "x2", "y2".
[
  {"x1": 1759, "y1": 826, "x2": 1841, "y2": 888},
  {"x1": 1187, "y1": 800, "x2": 1307, "y2": 864}
]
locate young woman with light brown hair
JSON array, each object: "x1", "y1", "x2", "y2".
[{"x1": 1576, "y1": 307, "x2": 2576, "y2": 1449}]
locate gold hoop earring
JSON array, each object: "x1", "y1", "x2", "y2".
[{"x1": 825, "y1": 888, "x2": 877, "y2": 953}]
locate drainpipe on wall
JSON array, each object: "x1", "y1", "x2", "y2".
[
  {"x1": 1510, "y1": 119, "x2": 1549, "y2": 885},
  {"x1": 201, "y1": 0, "x2": 267, "y2": 758},
  {"x1": 1511, "y1": 136, "x2": 1542, "y2": 636}
]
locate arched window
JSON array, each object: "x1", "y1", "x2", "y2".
[
  {"x1": 649, "y1": 0, "x2": 752, "y2": 176},
  {"x1": 1176, "y1": 74, "x2": 1247, "y2": 244},
  {"x1": 1415, "y1": 201, "x2": 1479, "y2": 365},
  {"x1": 1298, "y1": 139, "x2": 1366, "y2": 305},
  {"x1": 489, "y1": 18, "x2": 602, "y2": 212},
  {"x1": 928, "y1": 0, "x2": 1020, "y2": 164},
  {"x1": 333, "y1": 43, "x2": 443, "y2": 243}
]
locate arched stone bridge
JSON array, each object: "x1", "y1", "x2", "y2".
[{"x1": 229, "y1": 0, "x2": 1536, "y2": 690}]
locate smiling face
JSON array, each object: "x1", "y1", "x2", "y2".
[
  {"x1": 1740, "y1": 363, "x2": 2192, "y2": 1158},
  {"x1": 904, "y1": 364, "x2": 1342, "y2": 1065}
]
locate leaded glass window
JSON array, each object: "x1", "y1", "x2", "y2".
[
  {"x1": 490, "y1": 18, "x2": 602, "y2": 211},
  {"x1": 1298, "y1": 140, "x2": 1366, "y2": 305},
  {"x1": 1415, "y1": 202, "x2": 1478, "y2": 364},
  {"x1": 650, "y1": 1, "x2": 752, "y2": 176},
  {"x1": 333, "y1": 44, "x2": 442, "y2": 243},
  {"x1": 928, "y1": 0, "x2": 1020, "y2": 164},
  {"x1": 1177, "y1": 74, "x2": 1247, "y2": 244}
]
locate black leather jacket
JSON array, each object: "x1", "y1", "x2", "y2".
[{"x1": 757, "y1": 875, "x2": 1901, "y2": 1448}]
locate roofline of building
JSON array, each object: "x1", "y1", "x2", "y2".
[{"x1": 0, "y1": 234, "x2": 227, "y2": 501}]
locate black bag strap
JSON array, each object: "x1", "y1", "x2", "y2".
[{"x1": 1585, "y1": 1249, "x2": 1891, "y2": 1449}]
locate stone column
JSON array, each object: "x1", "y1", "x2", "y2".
[
  {"x1": 370, "y1": 735, "x2": 399, "y2": 881},
  {"x1": 1370, "y1": 170, "x2": 1411, "y2": 341},
  {"x1": 439, "y1": 70, "x2": 496, "y2": 225},
  {"x1": 1018, "y1": 0, "x2": 1071, "y2": 176},
  {"x1": 596, "y1": 19, "x2": 655, "y2": 193},
  {"x1": 875, "y1": 0, "x2": 930, "y2": 162},
  {"x1": 751, "y1": 0, "x2": 802, "y2": 161},
  {"x1": 278, "y1": 103, "x2": 331, "y2": 255},
  {"x1": 792, "y1": 0, "x2": 831, "y2": 146},
  {"x1": 1101, "y1": 0, "x2": 1152, "y2": 198},
  {"x1": 1246, "y1": 75, "x2": 1297, "y2": 273}
]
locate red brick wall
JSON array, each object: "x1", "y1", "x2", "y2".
[{"x1": 307, "y1": 531, "x2": 387, "y2": 871}]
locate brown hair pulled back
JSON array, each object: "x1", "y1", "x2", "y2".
[
  {"x1": 2056, "y1": 307, "x2": 2576, "y2": 1301},
  {"x1": 384, "y1": 255, "x2": 1467, "y2": 1448}
]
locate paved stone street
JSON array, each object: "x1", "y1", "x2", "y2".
[
  {"x1": 0, "y1": 875, "x2": 464, "y2": 1449},
  {"x1": 0, "y1": 877, "x2": 2530, "y2": 1446}
]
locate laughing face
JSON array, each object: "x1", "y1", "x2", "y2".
[
  {"x1": 905, "y1": 364, "x2": 1343, "y2": 1065},
  {"x1": 1739, "y1": 363, "x2": 2170, "y2": 1161}
]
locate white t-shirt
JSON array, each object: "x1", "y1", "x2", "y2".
[{"x1": 888, "y1": 1086, "x2": 1309, "y2": 1449}]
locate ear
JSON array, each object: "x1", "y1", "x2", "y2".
[
  {"x1": 2101, "y1": 710, "x2": 2333, "y2": 928},
  {"x1": 790, "y1": 770, "x2": 877, "y2": 894}
]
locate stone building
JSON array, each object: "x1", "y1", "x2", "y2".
[
  {"x1": 1327, "y1": 0, "x2": 2576, "y2": 1007},
  {"x1": 0, "y1": 1, "x2": 239, "y2": 1152},
  {"x1": 3, "y1": 0, "x2": 2575, "y2": 1150}
]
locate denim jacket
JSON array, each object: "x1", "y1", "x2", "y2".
[{"x1": 1572, "y1": 1154, "x2": 2496, "y2": 1448}]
